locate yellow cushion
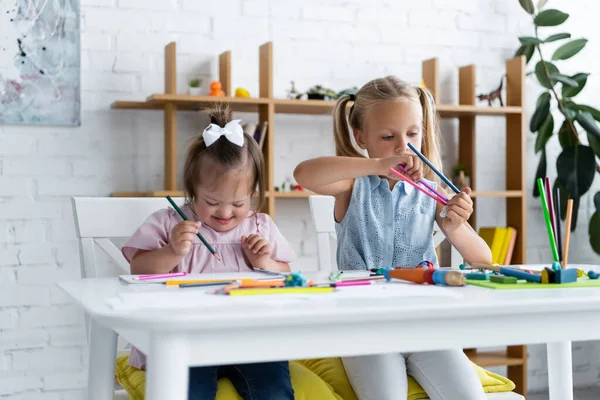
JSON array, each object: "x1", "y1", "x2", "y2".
[
  {"x1": 115, "y1": 356, "x2": 342, "y2": 400},
  {"x1": 116, "y1": 356, "x2": 514, "y2": 400}
]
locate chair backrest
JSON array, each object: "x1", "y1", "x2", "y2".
[
  {"x1": 71, "y1": 197, "x2": 186, "y2": 279},
  {"x1": 308, "y1": 195, "x2": 460, "y2": 272}
]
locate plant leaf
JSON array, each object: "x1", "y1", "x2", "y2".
[
  {"x1": 562, "y1": 73, "x2": 589, "y2": 98},
  {"x1": 515, "y1": 44, "x2": 535, "y2": 64},
  {"x1": 588, "y1": 128, "x2": 600, "y2": 159},
  {"x1": 558, "y1": 120, "x2": 578, "y2": 150},
  {"x1": 563, "y1": 108, "x2": 577, "y2": 120},
  {"x1": 589, "y1": 212, "x2": 600, "y2": 255},
  {"x1": 519, "y1": 0, "x2": 535, "y2": 14},
  {"x1": 550, "y1": 73, "x2": 578, "y2": 87},
  {"x1": 576, "y1": 111, "x2": 600, "y2": 144},
  {"x1": 519, "y1": 36, "x2": 543, "y2": 45},
  {"x1": 575, "y1": 104, "x2": 600, "y2": 121},
  {"x1": 530, "y1": 92, "x2": 551, "y2": 132},
  {"x1": 554, "y1": 179, "x2": 580, "y2": 230},
  {"x1": 535, "y1": 61, "x2": 559, "y2": 88},
  {"x1": 533, "y1": 150, "x2": 547, "y2": 197},
  {"x1": 595, "y1": 192, "x2": 600, "y2": 215},
  {"x1": 535, "y1": 9, "x2": 569, "y2": 27},
  {"x1": 535, "y1": 114, "x2": 554, "y2": 153},
  {"x1": 552, "y1": 39, "x2": 588, "y2": 60},
  {"x1": 544, "y1": 33, "x2": 571, "y2": 43},
  {"x1": 556, "y1": 144, "x2": 596, "y2": 198}
]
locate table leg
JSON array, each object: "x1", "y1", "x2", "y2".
[
  {"x1": 88, "y1": 319, "x2": 117, "y2": 400},
  {"x1": 546, "y1": 341, "x2": 573, "y2": 400},
  {"x1": 146, "y1": 333, "x2": 190, "y2": 400}
]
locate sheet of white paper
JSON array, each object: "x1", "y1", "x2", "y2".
[
  {"x1": 118, "y1": 271, "x2": 285, "y2": 284},
  {"x1": 106, "y1": 281, "x2": 462, "y2": 311}
]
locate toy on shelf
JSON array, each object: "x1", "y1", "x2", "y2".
[
  {"x1": 275, "y1": 177, "x2": 304, "y2": 192},
  {"x1": 384, "y1": 265, "x2": 465, "y2": 287},
  {"x1": 235, "y1": 87, "x2": 250, "y2": 98},
  {"x1": 336, "y1": 87, "x2": 358, "y2": 98},
  {"x1": 287, "y1": 81, "x2": 303, "y2": 99},
  {"x1": 476, "y1": 74, "x2": 505, "y2": 106},
  {"x1": 209, "y1": 81, "x2": 225, "y2": 96}
]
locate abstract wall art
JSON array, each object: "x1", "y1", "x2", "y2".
[{"x1": 1, "y1": 0, "x2": 80, "y2": 126}]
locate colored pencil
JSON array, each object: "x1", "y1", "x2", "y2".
[
  {"x1": 407, "y1": 142, "x2": 460, "y2": 194},
  {"x1": 166, "y1": 195, "x2": 221, "y2": 261},
  {"x1": 389, "y1": 168, "x2": 448, "y2": 206},
  {"x1": 554, "y1": 187, "x2": 563, "y2": 263},
  {"x1": 165, "y1": 278, "x2": 280, "y2": 286},
  {"x1": 134, "y1": 272, "x2": 187, "y2": 281},
  {"x1": 228, "y1": 287, "x2": 334, "y2": 296},
  {"x1": 330, "y1": 280, "x2": 373, "y2": 287},
  {"x1": 179, "y1": 281, "x2": 232, "y2": 288},
  {"x1": 545, "y1": 178, "x2": 557, "y2": 248},
  {"x1": 537, "y1": 178, "x2": 559, "y2": 262},
  {"x1": 562, "y1": 199, "x2": 574, "y2": 268},
  {"x1": 396, "y1": 164, "x2": 449, "y2": 203}
]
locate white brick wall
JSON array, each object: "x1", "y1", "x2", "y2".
[{"x1": 1, "y1": 0, "x2": 599, "y2": 398}]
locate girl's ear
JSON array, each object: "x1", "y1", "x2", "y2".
[{"x1": 353, "y1": 128, "x2": 367, "y2": 149}]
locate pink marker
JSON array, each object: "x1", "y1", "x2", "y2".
[
  {"x1": 134, "y1": 272, "x2": 187, "y2": 281},
  {"x1": 332, "y1": 280, "x2": 373, "y2": 287}
]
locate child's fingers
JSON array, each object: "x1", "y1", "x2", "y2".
[
  {"x1": 251, "y1": 239, "x2": 268, "y2": 254},
  {"x1": 245, "y1": 234, "x2": 262, "y2": 250},
  {"x1": 447, "y1": 205, "x2": 470, "y2": 221},
  {"x1": 255, "y1": 240, "x2": 271, "y2": 255}
]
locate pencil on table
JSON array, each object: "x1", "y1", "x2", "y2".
[
  {"x1": 166, "y1": 195, "x2": 221, "y2": 261},
  {"x1": 545, "y1": 178, "x2": 557, "y2": 249},
  {"x1": 537, "y1": 178, "x2": 559, "y2": 262},
  {"x1": 562, "y1": 199, "x2": 574, "y2": 268},
  {"x1": 553, "y1": 187, "x2": 563, "y2": 263}
]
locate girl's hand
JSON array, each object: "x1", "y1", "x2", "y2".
[
  {"x1": 169, "y1": 221, "x2": 200, "y2": 257},
  {"x1": 376, "y1": 155, "x2": 423, "y2": 182},
  {"x1": 242, "y1": 234, "x2": 273, "y2": 270},
  {"x1": 441, "y1": 187, "x2": 473, "y2": 233}
]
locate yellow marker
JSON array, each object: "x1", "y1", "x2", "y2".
[{"x1": 228, "y1": 287, "x2": 334, "y2": 296}]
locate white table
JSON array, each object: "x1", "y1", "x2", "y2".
[{"x1": 58, "y1": 269, "x2": 600, "y2": 400}]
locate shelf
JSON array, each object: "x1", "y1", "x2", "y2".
[
  {"x1": 436, "y1": 105, "x2": 522, "y2": 117},
  {"x1": 470, "y1": 190, "x2": 523, "y2": 198},
  {"x1": 112, "y1": 97, "x2": 522, "y2": 117},
  {"x1": 466, "y1": 351, "x2": 527, "y2": 367},
  {"x1": 272, "y1": 99, "x2": 336, "y2": 115},
  {"x1": 111, "y1": 190, "x2": 185, "y2": 198}
]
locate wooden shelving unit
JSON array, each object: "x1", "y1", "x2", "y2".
[{"x1": 111, "y1": 42, "x2": 527, "y2": 396}]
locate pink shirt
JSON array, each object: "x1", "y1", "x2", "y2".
[{"x1": 122, "y1": 205, "x2": 296, "y2": 369}]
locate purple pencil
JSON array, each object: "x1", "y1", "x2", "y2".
[{"x1": 397, "y1": 164, "x2": 449, "y2": 203}]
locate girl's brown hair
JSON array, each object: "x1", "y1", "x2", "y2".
[
  {"x1": 333, "y1": 75, "x2": 443, "y2": 183},
  {"x1": 183, "y1": 104, "x2": 265, "y2": 212}
]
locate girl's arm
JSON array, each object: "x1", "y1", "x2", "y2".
[
  {"x1": 129, "y1": 245, "x2": 183, "y2": 275},
  {"x1": 435, "y1": 187, "x2": 492, "y2": 265},
  {"x1": 294, "y1": 155, "x2": 422, "y2": 221}
]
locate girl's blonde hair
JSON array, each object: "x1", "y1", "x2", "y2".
[
  {"x1": 183, "y1": 104, "x2": 265, "y2": 212},
  {"x1": 333, "y1": 75, "x2": 443, "y2": 183}
]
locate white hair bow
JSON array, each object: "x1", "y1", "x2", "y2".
[{"x1": 202, "y1": 119, "x2": 244, "y2": 147}]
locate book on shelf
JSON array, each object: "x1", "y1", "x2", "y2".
[{"x1": 478, "y1": 227, "x2": 517, "y2": 265}]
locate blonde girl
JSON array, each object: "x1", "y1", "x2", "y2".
[{"x1": 294, "y1": 76, "x2": 491, "y2": 400}]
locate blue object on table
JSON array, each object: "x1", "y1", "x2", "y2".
[
  {"x1": 499, "y1": 267, "x2": 541, "y2": 283},
  {"x1": 407, "y1": 143, "x2": 460, "y2": 194},
  {"x1": 588, "y1": 271, "x2": 599, "y2": 280}
]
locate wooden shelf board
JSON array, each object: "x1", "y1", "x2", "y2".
[
  {"x1": 471, "y1": 190, "x2": 523, "y2": 198},
  {"x1": 147, "y1": 94, "x2": 270, "y2": 113},
  {"x1": 111, "y1": 191, "x2": 185, "y2": 198},
  {"x1": 437, "y1": 105, "x2": 523, "y2": 117},
  {"x1": 466, "y1": 351, "x2": 527, "y2": 367},
  {"x1": 267, "y1": 191, "x2": 313, "y2": 198},
  {"x1": 111, "y1": 101, "x2": 164, "y2": 110},
  {"x1": 272, "y1": 99, "x2": 336, "y2": 115}
]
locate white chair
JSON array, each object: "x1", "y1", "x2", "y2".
[
  {"x1": 307, "y1": 194, "x2": 525, "y2": 400},
  {"x1": 72, "y1": 197, "x2": 186, "y2": 400},
  {"x1": 308, "y1": 194, "x2": 461, "y2": 272}
]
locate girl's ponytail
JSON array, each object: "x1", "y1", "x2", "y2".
[
  {"x1": 415, "y1": 86, "x2": 443, "y2": 184},
  {"x1": 333, "y1": 95, "x2": 364, "y2": 158}
]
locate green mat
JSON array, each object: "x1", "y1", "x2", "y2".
[{"x1": 465, "y1": 277, "x2": 600, "y2": 290}]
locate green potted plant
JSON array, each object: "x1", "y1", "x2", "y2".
[
  {"x1": 188, "y1": 78, "x2": 202, "y2": 96},
  {"x1": 306, "y1": 85, "x2": 337, "y2": 100},
  {"x1": 514, "y1": 0, "x2": 600, "y2": 254}
]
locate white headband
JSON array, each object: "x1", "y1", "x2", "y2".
[{"x1": 202, "y1": 119, "x2": 244, "y2": 147}]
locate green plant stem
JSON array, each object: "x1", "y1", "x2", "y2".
[{"x1": 533, "y1": 24, "x2": 600, "y2": 174}]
